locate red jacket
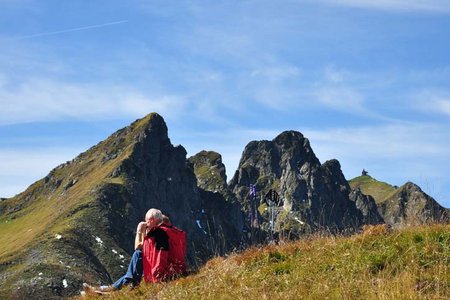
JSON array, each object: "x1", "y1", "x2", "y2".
[{"x1": 142, "y1": 224, "x2": 186, "y2": 283}]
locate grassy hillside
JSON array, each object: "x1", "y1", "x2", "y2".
[
  {"x1": 349, "y1": 175, "x2": 396, "y2": 204},
  {"x1": 0, "y1": 114, "x2": 159, "y2": 297},
  {"x1": 83, "y1": 224, "x2": 450, "y2": 299},
  {"x1": 0, "y1": 114, "x2": 144, "y2": 261}
]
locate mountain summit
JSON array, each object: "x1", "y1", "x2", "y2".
[
  {"x1": 228, "y1": 130, "x2": 373, "y2": 237},
  {"x1": 0, "y1": 113, "x2": 242, "y2": 299},
  {"x1": 349, "y1": 175, "x2": 449, "y2": 226}
]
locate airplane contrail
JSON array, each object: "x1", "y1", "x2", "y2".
[{"x1": 15, "y1": 20, "x2": 129, "y2": 40}]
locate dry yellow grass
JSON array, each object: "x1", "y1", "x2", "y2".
[{"x1": 80, "y1": 224, "x2": 450, "y2": 300}]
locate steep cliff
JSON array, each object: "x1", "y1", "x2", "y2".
[
  {"x1": 349, "y1": 175, "x2": 449, "y2": 227},
  {"x1": 0, "y1": 113, "x2": 242, "y2": 299},
  {"x1": 379, "y1": 182, "x2": 449, "y2": 227},
  {"x1": 228, "y1": 131, "x2": 367, "y2": 236},
  {"x1": 188, "y1": 151, "x2": 244, "y2": 252}
]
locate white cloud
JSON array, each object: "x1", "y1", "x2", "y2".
[
  {"x1": 303, "y1": 123, "x2": 450, "y2": 206},
  {"x1": 251, "y1": 65, "x2": 301, "y2": 81},
  {"x1": 324, "y1": 65, "x2": 350, "y2": 83},
  {"x1": 317, "y1": 0, "x2": 450, "y2": 13},
  {"x1": 304, "y1": 123, "x2": 449, "y2": 161},
  {"x1": 437, "y1": 100, "x2": 450, "y2": 115},
  {"x1": 413, "y1": 90, "x2": 450, "y2": 117},
  {"x1": 314, "y1": 86, "x2": 365, "y2": 112},
  {"x1": 0, "y1": 148, "x2": 84, "y2": 198},
  {"x1": 0, "y1": 76, "x2": 186, "y2": 125},
  {"x1": 312, "y1": 65, "x2": 372, "y2": 114}
]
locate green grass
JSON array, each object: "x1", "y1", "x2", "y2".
[
  {"x1": 0, "y1": 114, "x2": 160, "y2": 253},
  {"x1": 0, "y1": 113, "x2": 163, "y2": 292},
  {"x1": 82, "y1": 224, "x2": 450, "y2": 300},
  {"x1": 349, "y1": 175, "x2": 397, "y2": 204}
]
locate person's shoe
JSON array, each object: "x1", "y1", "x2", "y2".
[
  {"x1": 98, "y1": 285, "x2": 115, "y2": 293},
  {"x1": 82, "y1": 283, "x2": 114, "y2": 294},
  {"x1": 82, "y1": 283, "x2": 97, "y2": 294}
]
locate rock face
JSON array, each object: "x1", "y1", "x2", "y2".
[
  {"x1": 188, "y1": 151, "x2": 229, "y2": 195},
  {"x1": 348, "y1": 175, "x2": 449, "y2": 227},
  {"x1": 0, "y1": 113, "x2": 242, "y2": 299},
  {"x1": 379, "y1": 182, "x2": 449, "y2": 227},
  {"x1": 229, "y1": 131, "x2": 366, "y2": 235},
  {"x1": 188, "y1": 151, "x2": 244, "y2": 252},
  {"x1": 349, "y1": 189, "x2": 384, "y2": 225}
]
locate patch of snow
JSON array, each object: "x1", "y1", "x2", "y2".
[
  {"x1": 195, "y1": 220, "x2": 203, "y2": 229},
  {"x1": 62, "y1": 279, "x2": 68, "y2": 288},
  {"x1": 95, "y1": 236, "x2": 103, "y2": 244},
  {"x1": 294, "y1": 217, "x2": 305, "y2": 225},
  {"x1": 112, "y1": 249, "x2": 118, "y2": 254},
  {"x1": 120, "y1": 265, "x2": 124, "y2": 269},
  {"x1": 119, "y1": 254, "x2": 124, "y2": 259},
  {"x1": 196, "y1": 220, "x2": 208, "y2": 235},
  {"x1": 55, "y1": 234, "x2": 62, "y2": 240},
  {"x1": 59, "y1": 260, "x2": 64, "y2": 265},
  {"x1": 38, "y1": 272, "x2": 43, "y2": 276}
]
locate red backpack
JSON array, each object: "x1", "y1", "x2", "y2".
[{"x1": 158, "y1": 224, "x2": 187, "y2": 277}]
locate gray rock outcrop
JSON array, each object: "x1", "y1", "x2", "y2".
[
  {"x1": 379, "y1": 182, "x2": 449, "y2": 227},
  {"x1": 229, "y1": 131, "x2": 365, "y2": 234}
]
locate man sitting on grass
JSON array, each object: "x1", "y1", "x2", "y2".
[{"x1": 83, "y1": 209, "x2": 185, "y2": 294}]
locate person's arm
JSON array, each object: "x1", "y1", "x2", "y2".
[{"x1": 135, "y1": 221, "x2": 147, "y2": 250}]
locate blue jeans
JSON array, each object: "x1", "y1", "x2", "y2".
[{"x1": 112, "y1": 250, "x2": 143, "y2": 289}]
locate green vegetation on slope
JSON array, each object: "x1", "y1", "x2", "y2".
[
  {"x1": 84, "y1": 224, "x2": 450, "y2": 300},
  {"x1": 0, "y1": 114, "x2": 160, "y2": 261},
  {"x1": 0, "y1": 113, "x2": 163, "y2": 296},
  {"x1": 349, "y1": 175, "x2": 396, "y2": 204}
]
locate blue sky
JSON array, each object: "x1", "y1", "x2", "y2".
[{"x1": 1, "y1": 0, "x2": 449, "y2": 207}]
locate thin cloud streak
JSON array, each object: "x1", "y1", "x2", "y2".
[
  {"x1": 13, "y1": 20, "x2": 129, "y2": 40},
  {"x1": 317, "y1": 0, "x2": 450, "y2": 13}
]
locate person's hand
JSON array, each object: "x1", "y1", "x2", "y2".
[{"x1": 137, "y1": 222, "x2": 147, "y2": 234}]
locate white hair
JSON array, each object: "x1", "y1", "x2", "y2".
[{"x1": 145, "y1": 208, "x2": 163, "y2": 222}]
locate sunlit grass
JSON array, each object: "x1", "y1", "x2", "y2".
[
  {"x1": 83, "y1": 224, "x2": 450, "y2": 300},
  {"x1": 349, "y1": 175, "x2": 396, "y2": 204}
]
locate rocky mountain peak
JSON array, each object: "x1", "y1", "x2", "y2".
[
  {"x1": 0, "y1": 113, "x2": 242, "y2": 299},
  {"x1": 378, "y1": 182, "x2": 448, "y2": 227},
  {"x1": 230, "y1": 131, "x2": 364, "y2": 235},
  {"x1": 273, "y1": 130, "x2": 304, "y2": 146},
  {"x1": 348, "y1": 175, "x2": 448, "y2": 227},
  {"x1": 130, "y1": 112, "x2": 170, "y2": 145},
  {"x1": 188, "y1": 151, "x2": 227, "y2": 192},
  {"x1": 402, "y1": 181, "x2": 421, "y2": 192}
]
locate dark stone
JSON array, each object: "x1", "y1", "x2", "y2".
[
  {"x1": 378, "y1": 182, "x2": 449, "y2": 226},
  {"x1": 229, "y1": 131, "x2": 365, "y2": 235}
]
